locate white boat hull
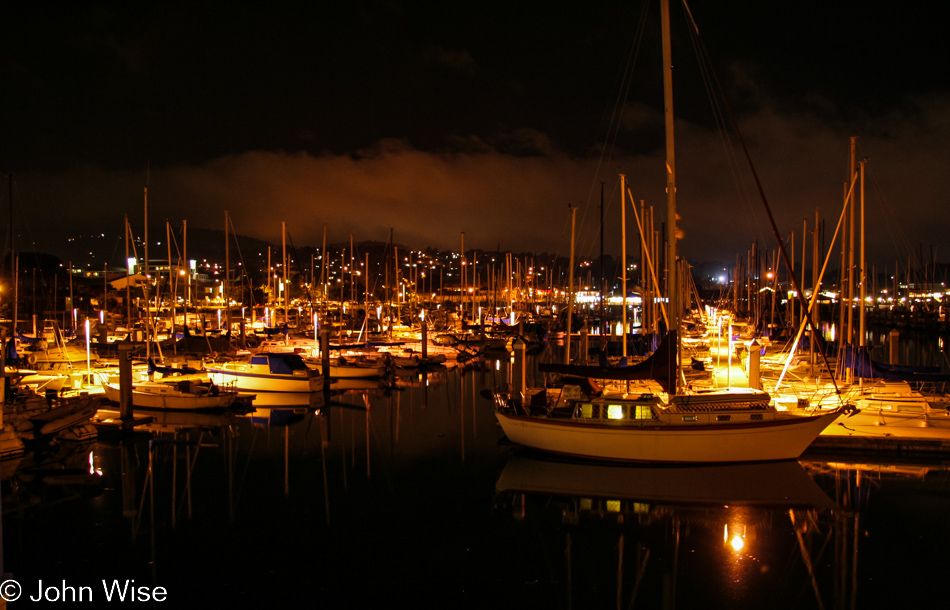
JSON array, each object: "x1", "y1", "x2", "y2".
[
  {"x1": 496, "y1": 410, "x2": 841, "y2": 463},
  {"x1": 102, "y1": 382, "x2": 238, "y2": 410},
  {"x1": 204, "y1": 365, "x2": 323, "y2": 393}
]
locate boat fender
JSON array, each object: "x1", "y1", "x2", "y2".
[{"x1": 27, "y1": 354, "x2": 37, "y2": 365}]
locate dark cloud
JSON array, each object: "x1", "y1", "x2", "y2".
[{"x1": 2, "y1": 1, "x2": 948, "y2": 268}]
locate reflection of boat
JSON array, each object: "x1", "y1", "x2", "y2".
[
  {"x1": 246, "y1": 407, "x2": 310, "y2": 427},
  {"x1": 13, "y1": 394, "x2": 102, "y2": 441},
  {"x1": 329, "y1": 378, "x2": 388, "y2": 392},
  {"x1": 493, "y1": 375, "x2": 843, "y2": 463},
  {"x1": 204, "y1": 353, "x2": 324, "y2": 392},
  {"x1": 309, "y1": 358, "x2": 388, "y2": 378},
  {"x1": 101, "y1": 378, "x2": 239, "y2": 410},
  {"x1": 496, "y1": 454, "x2": 837, "y2": 510},
  {"x1": 96, "y1": 406, "x2": 239, "y2": 433},
  {"x1": 249, "y1": 391, "x2": 325, "y2": 409},
  {"x1": 493, "y1": 452, "x2": 846, "y2": 609}
]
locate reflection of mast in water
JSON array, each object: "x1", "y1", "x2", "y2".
[
  {"x1": 801, "y1": 458, "x2": 949, "y2": 609},
  {"x1": 318, "y1": 409, "x2": 330, "y2": 525},
  {"x1": 129, "y1": 413, "x2": 237, "y2": 581}
]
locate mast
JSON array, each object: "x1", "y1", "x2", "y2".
[
  {"x1": 8, "y1": 175, "x2": 14, "y2": 335},
  {"x1": 661, "y1": 0, "x2": 680, "y2": 390},
  {"x1": 144, "y1": 179, "x2": 150, "y2": 360},
  {"x1": 600, "y1": 181, "x2": 605, "y2": 337},
  {"x1": 321, "y1": 223, "x2": 328, "y2": 316},
  {"x1": 565, "y1": 206, "x2": 577, "y2": 364},
  {"x1": 125, "y1": 216, "x2": 131, "y2": 329},
  {"x1": 282, "y1": 221, "x2": 288, "y2": 327},
  {"x1": 225, "y1": 211, "x2": 231, "y2": 335},
  {"x1": 847, "y1": 136, "x2": 856, "y2": 345},
  {"x1": 620, "y1": 174, "x2": 628, "y2": 361},
  {"x1": 183, "y1": 220, "x2": 188, "y2": 332},
  {"x1": 859, "y1": 158, "x2": 867, "y2": 348},
  {"x1": 167, "y1": 221, "x2": 174, "y2": 353}
]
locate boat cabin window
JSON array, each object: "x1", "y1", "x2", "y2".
[
  {"x1": 555, "y1": 385, "x2": 586, "y2": 410},
  {"x1": 632, "y1": 405, "x2": 654, "y2": 420},
  {"x1": 575, "y1": 402, "x2": 655, "y2": 421}
]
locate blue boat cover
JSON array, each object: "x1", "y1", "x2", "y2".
[{"x1": 262, "y1": 353, "x2": 308, "y2": 375}]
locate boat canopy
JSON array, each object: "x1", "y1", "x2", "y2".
[
  {"x1": 539, "y1": 331, "x2": 677, "y2": 393},
  {"x1": 251, "y1": 353, "x2": 309, "y2": 375}
]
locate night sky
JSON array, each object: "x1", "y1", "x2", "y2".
[{"x1": 2, "y1": 1, "x2": 947, "y2": 270}]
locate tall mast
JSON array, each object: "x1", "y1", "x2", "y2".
[
  {"x1": 144, "y1": 179, "x2": 150, "y2": 360},
  {"x1": 847, "y1": 136, "x2": 856, "y2": 345},
  {"x1": 166, "y1": 222, "x2": 175, "y2": 354},
  {"x1": 321, "y1": 223, "x2": 328, "y2": 313},
  {"x1": 225, "y1": 211, "x2": 231, "y2": 335},
  {"x1": 565, "y1": 206, "x2": 577, "y2": 364},
  {"x1": 8, "y1": 175, "x2": 13, "y2": 335},
  {"x1": 125, "y1": 216, "x2": 131, "y2": 328},
  {"x1": 599, "y1": 181, "x2": 605, "y2": 337},
  {"x1": 661, "y1": 0, "x2": 679, "y2": 389},
  {"x1": 859, "y1": 158, "x2": 867, "y2": 348},
  {"x1": 282, "y1": 221, "x2": 288, "y2": 326},
  {"x1": 183, "y1": 219, "x2": 188, "y2": 332},
  {"x1": 620, "y1": 174, "x2": 628, "y2": 361}
]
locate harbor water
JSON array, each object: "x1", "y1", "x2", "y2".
[{"x1": 3, "y1": 354, "x2": 949, "y2": 609}]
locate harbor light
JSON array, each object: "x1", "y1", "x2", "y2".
[{"x1": 724, "y1": 523, "x2": 748, "y2": 552}]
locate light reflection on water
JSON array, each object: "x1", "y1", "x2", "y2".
[{"x1": 2, "y1": 355, "x2": 950, "y2": 609}]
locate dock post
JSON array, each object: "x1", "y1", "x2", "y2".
[
  {"x1": 513, "y1": 336, "x2": 526, "y2": 405},
  {"x1": 320, "y1": 327, "x2": 331, "y2": 384},
  {"x1": 118, "y1": 342, "x2": 133, "y2": 420},
  {"x1": 421, "y1": 316, "x2": 428, "y2": 360},
  {"x1": 888, "y1": 328, "x2": 900, "y2": 365},
  {"x1": 748, "y1": 339, "x2": 760, "y2": 390}
]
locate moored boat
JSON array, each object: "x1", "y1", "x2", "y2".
[
  {"x1": 101, "y1": 377, "x2": 239, "y2": 410},
  {"x1": 493, "y1": 379, "x2": 843, "y2": 463},
  {"x1": 203, "y1": 352, "x2": 324, "y2": 392}
]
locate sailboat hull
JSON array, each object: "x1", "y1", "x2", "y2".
[{"x1": 496, "y1": 410, "x2": 841, "y2": 463}]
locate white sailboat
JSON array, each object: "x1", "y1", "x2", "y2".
[
  {"x1": 492, "y1": 0, "x2": 844, "y2": 463},
  {"x1": 101, "y1": 377, "x2": 240, "y2": 410},
  {"x1": 204, "y1": 352, "x2": 324, "y2": 392}
]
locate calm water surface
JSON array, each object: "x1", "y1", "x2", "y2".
[{"x1": 3, "y1": 355, "x2": 950, "y2": 609}]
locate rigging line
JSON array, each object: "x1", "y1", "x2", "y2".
[
  {"x1": 866, "y1": 163, "x2": 913, "y2": 260},
  {"x1": 223, "y1": 213, "x2": 258, "y2": 310},
  {"x1": 855, "y1": 139, "x2": 915, "y2": 261},
  {"x1": 578, "y1": 178, "x2": 622, "y2": 260},
  {"x1": 284, "y1": 230, "x2": 317, "y2": 313},
  {"x1": 7, "y1": 177, "x2": 56, "y2": 305},
  {"x1": 682, "y1": 0, "x2": 840, "y2": 394},
  {"x1": 578, "y1": 1, "x2": 651, "y2": 252},
  {"x1": 775, "y1": 174, "x2": 855, "y2": 394},
  {"x1": 681, "y1": 1, "x2": 766, "y2": 250}
]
